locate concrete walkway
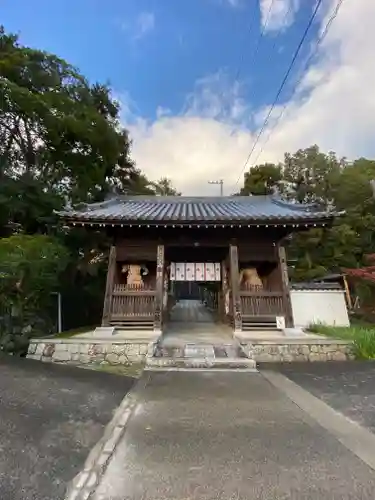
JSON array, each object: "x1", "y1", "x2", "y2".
[{"x1": 90, "y1": 371, "x2": 375, "y2": 500}]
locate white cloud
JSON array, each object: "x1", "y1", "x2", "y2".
[
  {"x1": 260, "y1": 0, "x2": 300, "y2": 32},
  {"x1": 133, "y1": 11, "x2": 155, "y2": 40},
  {"x1": 122, "y1": 0, "x2": 375, "y2": 195}
]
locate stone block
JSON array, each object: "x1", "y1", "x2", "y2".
[
  {"x1": 68, "y1": 344, "x2": 80, "y2": 354},
  {"x1": 41, "y1": 356, "x2": 52, "y2": 363},
  {"x1": 332, "y1": 351, "x2": 348, "y2": 361},
  {"x1": 106, "y1": 353, "x2": 120, "y2": 364},
  {"x1": 88, "y1": 344, "x2": 103, "y2": 356},
  {"x1": 292, "y1": 354, "x2": 309, "y2": 362},
  {"x1": 71, "y1": 353, "x2": 81, "y2": 362},
  {"x1": 281, "y1": 354, "x2": 294, "y2": 362},
  {"x1": 118, "y1": 355, "x2": 130, "y2": 365},
  {"x1": 102, "y1": 343, "x2": 114, "y2": 354},
  {"x1": 35, "y1": 343, "x2": 45, "y2": 356},
  {"x1": 321, "y1": 345, "x2": 336, "y2": 353},
  {"x1": 79, "y1": 344, "x2": 89, "y2": 354},
  {"x1": 301, "y1": 345, "x2": 311, "y2": 356},
  {"x1": 53, "y1": 351, "x2": 71, "y2": 362},
  {"x1": 124, "y1": 344, "x2": 139, "y2": 357},
  {"x1": 139, "y1": 344, "x2": 148, "y2": 356},
  {"x1": 90, "y1": 354, "x2": 105, "y2": 363},
  {"x1": 308, "y1": 353, "x2": 322, "y2": 362},
  {"x1": 112, "y1": 344, "x2": 126, "y2": 356},
  {"x1": 28, "y1": 343, "x2": 37, "y2": 355},
  {"x1": 43, "y1": 344, "x2": 55, "y2": 357},
  {"x1": 54, "y1": 343, "x2": 68, "y2": 352}
]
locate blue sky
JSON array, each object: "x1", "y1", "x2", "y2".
[
  {"x1": 1, "y1": 0, "x2": 317, "y2": 122},
  {"x1": 1, "y1": 1, "x2": 372, "y2": 195}
]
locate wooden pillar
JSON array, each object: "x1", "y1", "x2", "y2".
[
  {"x1": 220, "y1": 261, "x2": 227, "y2": 322},
  {"x1": 277, "y1": 245, "x2": 294, "y2": 328},
  {"x1": 229, "y1": 244, "x2": 242, "y2": 332},
  {"x1": 101, "y1": 245, "x2": 117, "y2": 326},
  {"x1": 154, "y1": 244, "x2": 165, "y2": 332}
]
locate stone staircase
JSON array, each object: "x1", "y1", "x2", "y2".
[{"x1": 146, "y1": 341, "x2": 257, "y2": 371}]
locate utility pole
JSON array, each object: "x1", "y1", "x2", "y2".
[{"x1": 208, "y1": 179, "x2": 224, "y2": 196}]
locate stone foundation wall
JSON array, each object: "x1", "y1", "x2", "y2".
[
  {"x1": 27, "y1": 340, "x2": 150, "y2": 365},
  {"x1": 241, "y1": 342, "x2": 353, "y2": 362}
]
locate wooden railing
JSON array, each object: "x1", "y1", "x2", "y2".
[
  {"x1": 110, "y1": 284, "x2": 156, "y2": 321},
  {"x1": 240, "y1": 285, "x2": 284, "y2": 317}
]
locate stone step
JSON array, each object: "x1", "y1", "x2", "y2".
[
  {"x1": 153, "y1": 343, "x2": 247, "y2": 359},
  {"x1": 146, "y1": 356, "x2": 257, "y2": 370}
]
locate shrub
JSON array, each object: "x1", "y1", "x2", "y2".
[
  {"x1": 352, "y1": 329, "x2": 375, "y2": 360},
  {"x1": 0, "y1": 234, "x2": 69, "y2": 355}
]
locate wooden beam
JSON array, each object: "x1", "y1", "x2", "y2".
[
  {"x1": 342, "y1": 274, "x2": 352, "y2": 310},
  {"x1": 101, "y1": 246, "x2": 117, "y2": 326},
  {"x1": 277, "y1": 245, "x2": 294, "y2": 328},
  {"x1": 229, "y1": 244, "x2": 242, "y2": 332},
  {"x1": 154, "y1": 244, "x2": 165, "y2": 332}
]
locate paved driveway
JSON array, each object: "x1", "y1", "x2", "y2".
[
  {"x1": 92, "y1": 370, "x2": 375, "y2": 500},
  {"x1": 267, "y1": 361, "x2": 375, "y2": 433},
  {"x1": 0, "y1": 355, "x2": 134, "y2": 500}
]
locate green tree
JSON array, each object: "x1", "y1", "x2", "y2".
[
  {"x1": 240, "y1": 163, "x2": 282, "y2": 195},
  {"x1": 151, "y1": 177, "x2": 181, "y2": 196},
  {"x1": 0, "y1": 26, "x2": 142, "y2": 207},
  {"x1": 0, "y1": 26, "x2": 159, "y2": 339},
  {"x1": 282, "y1": 145, "x2": 344, "y2": 205},
  {"x1": 0, "y1": 234, "x2": 69, "y2": 354}
]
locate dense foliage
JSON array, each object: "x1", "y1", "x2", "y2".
[
  {"x1": 240, "y1": 145, "x2": 375, "y2": 282},
  {"x1": 0, "y1": 27, "x2": 177, "y2": 353},
  {"x1": 0, "y1": 235, "x2": 69, "y2": 354}
]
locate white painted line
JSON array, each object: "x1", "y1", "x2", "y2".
[{"x1": 262, "y1": 370, "x2": 375, "y2": 472}]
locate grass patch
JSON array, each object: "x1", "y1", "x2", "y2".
[{"x1": 308, "y1": 323, "x2": 375, "y2": 359}]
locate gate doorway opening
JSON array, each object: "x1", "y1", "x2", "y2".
[{"x1": 164, "y1": 246, "x2": 232, "y2": 340}]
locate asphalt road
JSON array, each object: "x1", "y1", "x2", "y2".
[
  {"x1": 266, "y1": 361, "x2": 375, "y2": 434},
  {"x1": 93, "y1": 370, "x2": 375, "y2": 500},
  {"x1": 0, "y1": 355, "x2": 134, "y2": 500}
]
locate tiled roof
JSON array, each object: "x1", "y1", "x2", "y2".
[{"x1": 58, "y1": 195, "x2": 339, "y2": 225}]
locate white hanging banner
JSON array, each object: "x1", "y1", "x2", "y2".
[
  {"x1": 205, "y1": 263, "x2": 215, "y2": 281},
  {"x1": 175, "y1": 263, "x2": 186, "y2": 281},
  {"x1": 185, "y1": 263, "x2": 195, "y2": 281},
  {"x1": 195, "y1": 263, "x2": 205, "y2": 281},
  {"x1": 170, "y1": 262, "x2": 221, "y2": 281}
]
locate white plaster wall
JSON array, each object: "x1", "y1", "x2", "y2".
[{"x1": 290, "y1": 289, "x2": 350, "y2": 328}]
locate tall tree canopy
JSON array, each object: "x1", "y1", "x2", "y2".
[
  {"x1": 240, "y1": 163, "x2": 282, "y2": 195},
  {"x1": 0, "y1": 26, "x2": 181, "y2": 351},
  {"x1": 240, "y1": 145, "x2": 375, "y2": 284}
]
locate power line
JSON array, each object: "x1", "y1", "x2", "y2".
[
  {"x1": 250, "y1": 0, "x2": 345, "y2": 167},
  {"x1": 232, "y1": 0, "x2": 324, "y2": 190},
  {"x1": 229, "y1": 0, "x2": 291, "y2": 138}
]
